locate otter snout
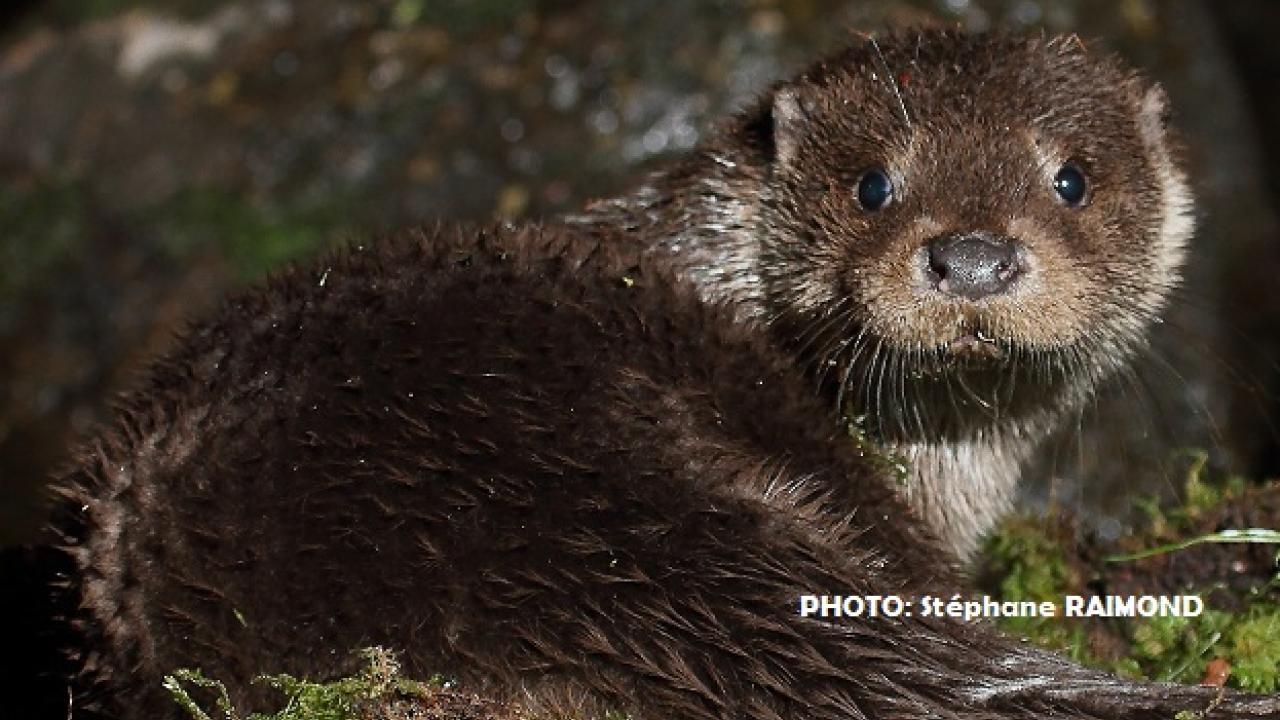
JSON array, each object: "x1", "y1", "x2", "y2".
[{"x1": 925, "y1": 232, "x2": 1025, "y2": 300}]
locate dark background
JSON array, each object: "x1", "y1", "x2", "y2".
[{"x1": 2, "y1": 0, "x2": 1280, "y2": 549}]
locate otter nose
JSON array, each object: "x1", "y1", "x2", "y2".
[{"x1": 926, "y1": 232, "x2": 1023, "y2": 300}]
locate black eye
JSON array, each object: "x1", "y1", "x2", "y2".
[
  {"x1": 1053, "y1": 163, "x2": 1088, "y2": 206},
  {"x1": 856, "y1": 168, "x2": 893, "y2": 211}
]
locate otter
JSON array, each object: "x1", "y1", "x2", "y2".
[
  {"x1": 571, "y1": 31, "x2": 1193, "y2": 558},
  {"x1": 47, "y1": 29, "x2": 1278, "y2": 720},
  {"x1": 52, "y1": 224, "x2": 1279, "y2": 720}
]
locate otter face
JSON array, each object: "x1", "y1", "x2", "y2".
[{"x1": 753, "y1": 32, "x2": 1191, "y2": 442}]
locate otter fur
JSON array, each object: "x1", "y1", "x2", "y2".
[
  {"x1": 53, "y1": 224, "x2": 1279, "y2": 720},
  {"x1": 47, "y1": 30, "x2": 1279, "y2": 720},
  {"x1": 574, "y1": 30, "x2": 1193, "y2": 556}
]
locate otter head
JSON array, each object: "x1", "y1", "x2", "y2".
[{"x1": 742, "y1": 31, "x2": 1191, "y2": 446}]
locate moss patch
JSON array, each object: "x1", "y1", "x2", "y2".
[
  {"x1": 844, "y1": 415, "x2": 910, "y2": 487},
  {"x1": 165, "y1": 647, "x2": 433, "y2": 720},
  {"x1": 982, "y1": 514, "x2": 1093, "y2": 663},
  {"x1": 0, "y1": 181, "x2": 90, "y2": 304},
  {"x1": 980, "y1": 455, "x2": 1280, "y2": 692},
  {"x1": 151, "y1": 188, "x2": 348, "y2": 281}
]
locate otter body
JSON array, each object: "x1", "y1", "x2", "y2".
[
  {"x1": 59, "y1": 224, "x2": 954, "y2": 718},
  {"x1": 51, "y1": 31, "x2": 1277, "y2": 720},
  {"x1": 56, "y1": 225, "x2": 1277, "y2": 720}
]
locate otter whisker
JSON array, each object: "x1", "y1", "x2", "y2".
[{"x1": 863, "y1": 33, "x2": 913, "y2": 133}]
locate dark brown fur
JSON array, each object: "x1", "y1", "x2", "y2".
[
  {"x1": 54, "y1": 223, "x2": 1278, "y2": 719},
  {"x1": 54, "y1": 224, "x2": 940, "y2": 718},
  {"x1": 48, "y1": 30, "x2": 1280, "y2": 720}
]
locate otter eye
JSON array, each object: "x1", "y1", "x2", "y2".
[
  {"x1": 855, "y1": 167, "x2": 896, "y2": 210},
  {"x1": 1053, "y1": 163, "x2": 1088, "y2": 207},
  {"x1": 856, "y1": 168, "x2": 893, "y2": 211}
]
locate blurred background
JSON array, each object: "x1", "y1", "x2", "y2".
[{"x1": 2, "y1": 0, "x2": 1280, "y2": 548}]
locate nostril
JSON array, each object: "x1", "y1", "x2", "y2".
[
  {"x1": 926, "y1": 249, "x2": 948, "y2": 282},
  {"x1": 925, "y1": 233, "x2": 1024, "y2": 300},
  {"x1": 995, "y1": 259, "x2": 1018, "y2": 284}
]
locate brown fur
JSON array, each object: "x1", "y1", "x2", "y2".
[
  {"x1": 574, "y1": 30, "x2": 1192, "y2": 555},
  {"x1": 53, "y1": 223, "x2": 1278, "y2": 719}
]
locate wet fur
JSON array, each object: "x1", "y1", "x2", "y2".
[{"x1": 54, "y1": 224, "x2": 1277, "y2": 719}]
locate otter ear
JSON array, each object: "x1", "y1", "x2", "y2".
[
  {"x1": 772, "y1": 86, "x2": 810, "y2": 168},
  {"x1": 1138, "y1": 83, "x2": 1173, "y2": 139}
]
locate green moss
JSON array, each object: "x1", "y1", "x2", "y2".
[
  {"x1": 152, "y1": 189, "x2": 346, "y2": 281},
  {"x1": 166, "y1": 647, "x2": 431, "y2": 720},
  {"x1": 982, "y1": 456, "x2": 1280, "y2": 692},
  {"x1": 0, "y1": 181, "x2": 89, "y2": 303},
  {"x1": 1132, "y1": 450, "x2": 1249, "y2": 535},
  {"x1": 1105, "y1": 452, "x2": 1277, "y2": 562},
  {"x1": 1120, "y1": 605, "x2": 1280, "y2": 691},
  {"x1": 1, "y1": 181, "x2": 345, "y2": 316},
  {"x1": 165, "y1": 668, "x2": 240, "y2": 720},
  {"x1": 982, "y1": 516, "x2": 1094, "y2": 663},
  {"x1": 1129, "y1": 609, "x2": 1233, "y2": 683},
  {"x1": 1225, "y1": 606, "x2": 1280, "y2": 692},
  {"x1": 844, "y1": 416, "x2": 909, "y2": 487}
]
